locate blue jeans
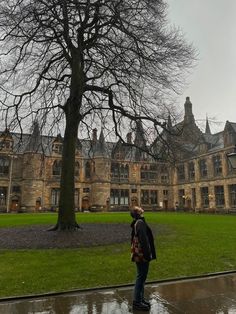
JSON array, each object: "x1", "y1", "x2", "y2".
[{"x1": 133, "y1": 261, "x2": 149, "y2": 303}]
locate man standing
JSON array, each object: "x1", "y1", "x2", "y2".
[{"x1": 130, "y1": 206, "x2": 156, "y2": 311}]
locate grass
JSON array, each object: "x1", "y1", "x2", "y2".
[{"x1": 1, "y1": 212, "x2": 236, "y2": 298}]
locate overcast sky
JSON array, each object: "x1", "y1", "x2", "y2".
[{"x1": 168, "y1": 0, "x2": 236, "y2": 133}]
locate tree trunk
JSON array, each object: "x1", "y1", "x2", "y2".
[
  {"x1": 53, "y1": 103, "x2": 80, "y2": 231},
  {"x1": 50, "y1": 50, "x2": 84, "y2": 231}
]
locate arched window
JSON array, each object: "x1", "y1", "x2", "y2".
[
  {"x1": 0, "y1": 157, "x2": 9, "y2": 176},
  {"x1": 212, "y1": 155, "x2": 222, "y2": 176},
  {"x1": 85, "y1": 161, "x2": 91, "y2": 179},
  {"x1": 120, "y1": 164, "x2": 129, "y2": 179},
  {"x1": 141, "y1": 163, "x2": 158, "y2": 182},
  {"x1": 111, "y1": 162, "x2": 119, "y2": 179},
  {"x1": 52, "y1": 160, "x2": 62, "y2": 176},
  {"x1": 188, "y1": 162, "x2": 195, "y2": 180},
  {"x1": 160, "y1": 164, "x2": 169, "y2": 183},
  {"x1": 111, "y1": 162, "x2": 129, "y2": 181},
  {"x1": 75, "y1": 161, "x2": 80, "y2": 177}
]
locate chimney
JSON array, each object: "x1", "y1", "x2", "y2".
[
  {"x1": 126, "y1": 132, "x2": 132, "y2": 144},
  {"x1": 92, "y1": 128, "x2": 97, "y2": 142}
]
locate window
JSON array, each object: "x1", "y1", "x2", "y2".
[
  {"x1": 199, "y1": 159, "x2": 208, "y2": 178},
  {"x1": 141, "y1": 190, "x2": 149, "y2": 204},
  {"x1": 201, "y1": 187, "x2": 209, "y2": 208},
  {"x1": 0, "y1": 157, "x2": 9, "y2": 176},
  {"x1": 229, "y1": 185, "x2": 236, "y2": 208},
  {"x1": 85, "y1": 161, "x2": 91, "y2": 179},
  {"x1": 52, "y1": 144, "x2": 62, "y2": 154},
  {"x1": 215, "y1": 186, "x2": 225, "y2": 207},
  {"x1": 141, "y1": 190, "x2": 158, "y2": 205},
  {"x1": 161, "y1": 175, "x2": 168, "y2": 183},
  {"x1": 111, "y1": 162, "x2": 129, "y2": 181},
  {"x1": 52, "y1": 160, "x2": 62, "y2": 176},
  {"x1": 160, "y1": 164, "x2": 169, "y2": 183},
  {"x1": 140, "y1": 164, "x2": 158, "y2": 182},
  {"x1": 0, "y1": 140, "x2": 13, "y2": 150},
  {"x1": 111, "y1": 162, "x2": 119, "y2": 179},
  {"x1": 150, "y1": 190, "x2": 158, "y2": 204},
  {"x1": 163, "y1": 190, "x2": 168, "y2": 196},
  {"x1": 177, "y1": 164, "x2": 185, "y2": 182},
  {"x1": 75, "y1": 162, "x2": 80, "y2": 177},
  {"x1": 74, "y1": 189, "x2": 79, "y2": 207},
  {"x1": 213, "y1": 155, "x2": 222, "y2": 176},
  {"x1": 110, "y1": 189, "x2": 129, "y2": 205},
  {"x1": 51, "y1": 188, "x2": 60, "y2": 206},
  {"x1": 120, "y1": 164, "x2": 129, "y2": 179},
  {"x1": 12, "y1": 186, "x2": 21, "y2": 193},
  {"x1": 178, "y1": 189, "x2": 185, "y2": 207},
  {"x1": 188, "y1": 162, "x2": 195, "y2": 181}
]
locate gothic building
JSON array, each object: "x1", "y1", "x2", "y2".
[{"x1": 0, "y1": 97, "x2": 236, "y2": 213}]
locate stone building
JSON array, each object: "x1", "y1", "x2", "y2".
[{"x1": 0, "y1": 97, "x2": 236, "y2": 213}]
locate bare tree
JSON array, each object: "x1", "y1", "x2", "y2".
[{"x1": 0, "y1": 0, "x2": 195, "y2": 230}]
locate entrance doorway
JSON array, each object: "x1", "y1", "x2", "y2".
[
  {"x1": 82, "y1": 197, "x2": 90, "y2": 211},
  {"x1": 10, "y1": 196, "x2": 20, "y2": 211},
  {"x1": 36, "y1": 197, "x2": 42, "y2": 211},
  {"x1": 163, "y1": 200, "x2": 168, "y2": 210}
]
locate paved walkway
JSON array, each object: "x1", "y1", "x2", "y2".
[{"x1": 1, "y1": 271, "x2": 236, "y2": 313}]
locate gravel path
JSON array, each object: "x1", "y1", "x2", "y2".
[{"x1": 0, "y1": 224, "x2": 131, "y2": 249}]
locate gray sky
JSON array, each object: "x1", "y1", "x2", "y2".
[{"x1": 168, "y1": 0, "x2": 236, "y2": 133}]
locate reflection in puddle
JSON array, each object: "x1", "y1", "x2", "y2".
[{"x1": 1, "y1": 274, "x2": 236, "y2": 313}]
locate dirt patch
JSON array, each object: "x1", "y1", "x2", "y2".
[{"x1": 0, "y1": 224, "x2": 131, "y2": 249}]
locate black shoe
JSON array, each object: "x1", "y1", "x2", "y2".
[
  {"x1": 133, "y1": 301, "x2": 150, "y2": 311},
  {"x1": 142, "y1": 298, "x2": 151, "y2": 308}
]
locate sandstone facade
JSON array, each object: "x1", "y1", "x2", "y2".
[{"x1": 0, "y1": 98, "x2": 236, "y2": 213}]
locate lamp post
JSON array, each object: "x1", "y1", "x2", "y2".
[{"x1": 0, "y1": 193, "x2": 4, "y2": 207}]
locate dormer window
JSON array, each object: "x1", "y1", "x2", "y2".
[
  {"x1": 0, "y1": 129, "x2": 13, "y2": 152},
  {"x1": 0, "y1": 141, "x2": 13, "y2": 150},
  {"x1": 52, "y1": 134, "x2": 63, "y2": 154},
  {"x1": 85, "y1": 161, "x2": 91, "y2": 179},
  {"x1": 52, "y1": 144, "x2": 62, "y2": 154}
]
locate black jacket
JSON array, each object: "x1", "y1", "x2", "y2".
[{"x1": 131, "y1": 217, "x2": 156, "y2": 262}]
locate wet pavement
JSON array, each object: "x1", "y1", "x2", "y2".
[{"x1": 1, "y1": 271, "x2": 236, "y2": 313}]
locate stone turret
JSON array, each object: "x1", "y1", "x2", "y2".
[
  {"x1": 94, "y1": 128, "x2": 108, "y2": 157},
  {"x1": 134, "y1": 120, "x2": 146, "y2": 147},
  {"x1": 92, "y1": 128, "x2": 97, "y2": 143},
  {"x1": 184, "y1": 97, "x2": 195, "y2": 124},
  {"x1": 24, "y1": 121, "x2": 41, "y2": 153},
  {"x1": 90, "y1": 128, "x2": 110, "y2": 211},
  {"x1": 22, "y1": 121, "x2": 44, "y2": 211},
  {"x1": 126, "y1": 132, "x2": 132, "y2": 144},
  {"x1": 134, "y1": 120, "x2": 147, "y2": 161}
]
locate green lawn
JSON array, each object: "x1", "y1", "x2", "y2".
[{"x1": 0, "y1": 212, "x2": 236, "y2": 298}]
